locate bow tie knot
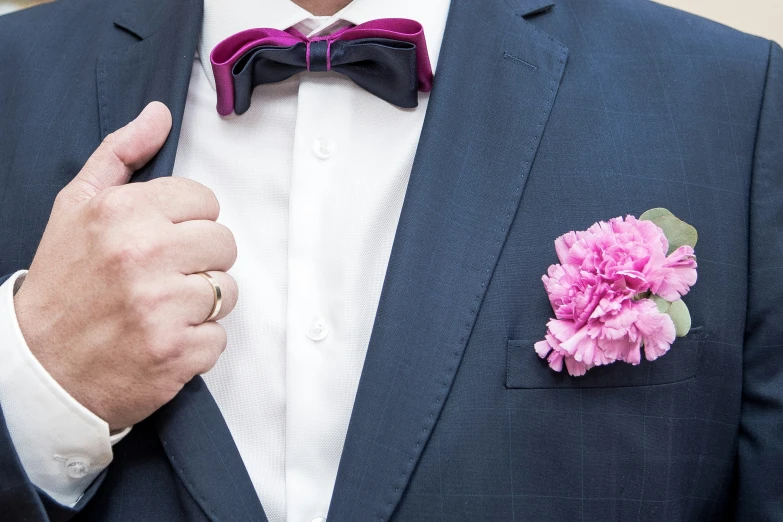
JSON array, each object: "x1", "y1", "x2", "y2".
[
  {"x1": 210, "y1": 19, "x2": 433, "y2": 116},
  {"x1": 297, "y1": 25, "x2": 355, "y2": 72},
  {"x1": 306, "y1": 38, "x2": 332, "y2": 72}
]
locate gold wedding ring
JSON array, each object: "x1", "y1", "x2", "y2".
[{"x1": 197, "y1": 272, "x2": 222, "y2": 322}]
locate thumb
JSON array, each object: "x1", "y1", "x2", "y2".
[{"x1": 65, "y1": 102, "x2": 172, "y2": 202}]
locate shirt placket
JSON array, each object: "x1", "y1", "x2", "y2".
[{"x1": 285, "y1": 66, "x2": 351, "y2": 522}]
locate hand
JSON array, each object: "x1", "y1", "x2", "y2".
[{"x1": 12, "y1": 102, "x2": 239, "y2": 431}]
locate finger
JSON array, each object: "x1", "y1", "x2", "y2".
[
  {"x1": 169, "y1": 220, "x2": 238, "y2": 274},
  {"x1": 64, "y1": 102, "x2": 172, "y2": 203},
  {"x1": 142, "y1": 177, "x2": 221, "y2": 223},
  {"x1": 184, "y1": 321, "x2": 228, "y2": 376},
  {"x1": 182, "y1": 271, "x2": 239, "y2": 324}
]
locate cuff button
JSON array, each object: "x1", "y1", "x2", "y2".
[{"x1": 64, "y1": 457, "x2": 91, "y2": 479}]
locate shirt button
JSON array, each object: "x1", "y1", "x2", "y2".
[
  {"x1": 64, "y1": 457, "x2": 91, "y2": 479},
  {"x1": 306, "y1": 317, "x2": 329, "y2": 341},
  {"x1": 312, "y1": 137, "x2": 335, "y2": 159}
]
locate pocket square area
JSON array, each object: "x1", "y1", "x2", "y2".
[{"x1": 506, "y1": 335, "x2": 702, "y2": 390}]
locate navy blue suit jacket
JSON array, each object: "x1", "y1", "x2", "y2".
[{"x1": 1, "y1": 0, "x2": 782, "y2": 520}]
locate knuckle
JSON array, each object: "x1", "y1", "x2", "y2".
[
  {"x1": 103, "y1": 234, "x2": 163, "y2": 270},
  {"x1": 130, "y1": 284, "x2": 167, "y2": 313},
  {"x1": 125, "y1": 296, "x2": 155, "y2": 332},
  {"x1": 190, "y1": 327, "x2": 226, "y2": 376},
  {"x1": 166, "y1": 333, "x2": 189, "y2": 361},
  {"x1": 190, "y1": 181, "x2": 220, "y2": 219},
  {"x1": 222, "y1": 226, "x2": 238, "y2": 266},
  {"x1": 106, "y1": 241, "x2": 152, "y2": 270},
  {"x1": 211, "y1": 326, "x2": 228, "y2": 356},
  {"x1": 124, "y1": 283, "x2": 175, "y2": 328},
  {"x1": 135, "y1": 321, "x2": 165, "y2": 359},
  {"x1": 103, "y1": 131, "x2": 119, "y2": 147},
  {"x1": 143, "y1": 329, "x2": 185, "y2": 364},
  {"x1": 145, "y1": 338, "x2": 176, "y2": 365},
  {"x1": 90, "y1": 186, "x2": 132, "y2": 222},
  {"x1": 198, "y1": 186, "x2": 220, "y2": 220},
  {"x1": 207, "y1": 189, "x2": 220, "y2": 217},
  {"x1": 224, "y1": 275, "x2": 239, "y2": 307},
  {"x1": 216, "y1": 329, "x2": 228, "y2": 353}
]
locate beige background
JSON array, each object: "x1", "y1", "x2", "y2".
[
  {"x1": 654, "y1": 0, "x2": 782, "y2": 43},
  {"x1": 0, "y1": 0, "x2": 781, "y2": 43}
]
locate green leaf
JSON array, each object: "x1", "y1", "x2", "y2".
[
  {"x1": 651, "y1": 295, "x2": 671, "y2": 313},
  {"x1": 639, "y1": 208, "x2": 698, "y2": 255},
  {"x1": 639, "y1": 208, "x2": 674, "y2": 222},
  {"x1": 665, "y1": 299, "x2": 692, "y2": 337}
]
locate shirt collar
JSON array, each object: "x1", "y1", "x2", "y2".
[{"x1": 199, "y1": 0, "x2": 450, "y2": 90}]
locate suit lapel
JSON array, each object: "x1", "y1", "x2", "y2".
[
  {"x1": 96, "y1": 0, "x2": 201, "y2": 182},
  {"x1": 156, "y1": 378, "x2": 268, "y2": 522},
  {"x1": 328, "y1": 0, "x2": 567, "y2": 519},
  {"x1": 97, "y1": 1, "x2": 267, "y2": 520}
]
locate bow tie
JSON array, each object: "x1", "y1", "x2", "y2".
[{"x1": 210, "y1": 18, "x2": 433, "y2": 116}]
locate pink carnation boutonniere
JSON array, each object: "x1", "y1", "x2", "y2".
[{"x1": 534, "y1": 208, "x2": 698, "y2": 377}]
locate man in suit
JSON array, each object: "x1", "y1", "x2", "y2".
[{"x1": 0, "y1": 0, "x2": 781, "y2": 520}]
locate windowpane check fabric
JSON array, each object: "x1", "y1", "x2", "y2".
[{"x1": 0, "y1": 0, "x2": 781, "y2": 520}]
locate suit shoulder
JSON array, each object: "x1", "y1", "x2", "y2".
[
  {"x1": 630, "y1": 0, "x2": 774, "y2": 109},
  {"x1": 549, "y1": 0, "x2": 773, "y2": 120},
  {"x1": 637, "y1": 0, "x2": 770, "y2": 53},
  {"x1": 0, "y1": 0, "x2": 153, "y2": 85},
  {"x1": 0, "y1": 0, "x2": 129, "y2": 57},
  {"x1": 554, "y1": 0, "x2": 771, "y2": 66},
  {"x1": 0, "y1": 0, "x2": 115, "y2": 30}
]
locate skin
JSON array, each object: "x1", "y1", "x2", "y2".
[
  {"x1": 13, "y1": 0, "x2": 351, "y2": 432},
  {"x1": 292, "y1": 0, "x2": 353, "y2": 16}
]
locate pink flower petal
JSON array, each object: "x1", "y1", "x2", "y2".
[
  {"x1": 634, "y1": 299, "x2": 676, "y2": 361},
  {"x1": 565, "y1": 357, "x2": 588, "y2": 376},
  {"x1": 555, "y1": 231, "x2": 578, "y2": 264},
  {"x1": 559, "y1": 326, "x2": 591, "y2": 357},
  {"x1": 651, "y1": 246, "x2": 698, "y2": 301},
  {"x1": 534, "y1": 340, "x2": 553, "y2": 359},
  {"x1": 547, "y1": 351, "x2": 565, "y2": 372}
]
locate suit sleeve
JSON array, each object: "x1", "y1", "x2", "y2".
[{"x1": 735, "y1": 40, "x2": 783, "y2": 521}]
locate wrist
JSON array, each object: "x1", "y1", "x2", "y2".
[
  {"x1": 12, "y1": 276, "x2": 43, "y2": 348},
  {"x1": 10, "y1": 277, "x2": 106, "y2": 423}
]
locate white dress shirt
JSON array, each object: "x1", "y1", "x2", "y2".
[{"x1": 0, "y1": 0, "x2": 450, "y2": 520}]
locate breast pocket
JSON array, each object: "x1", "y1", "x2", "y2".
[{"x1": 505, "y1": 331, "x2": 705, "y2": 389}]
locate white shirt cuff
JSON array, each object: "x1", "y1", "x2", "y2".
[{"x1": 0, "y1": 270, "x2": 130, "y2": 506}]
